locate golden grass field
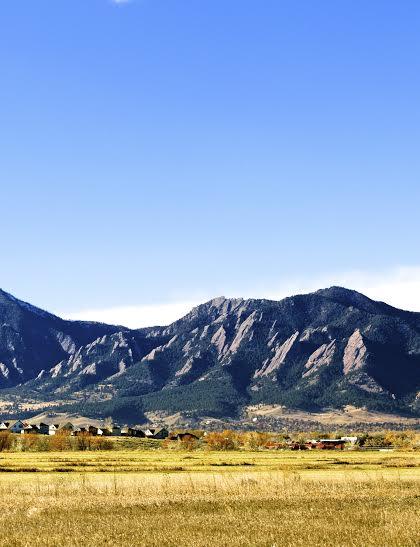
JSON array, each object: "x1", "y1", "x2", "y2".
[{"x1": 0, "y1": 448, "x2": 418, "y2": 546}]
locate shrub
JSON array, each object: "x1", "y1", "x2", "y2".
[
  {"x1": 34, "y1": 436, "x2": 50, "y2": 452},
  {"x1": 384, "y1": 430, "x2": 416, "y2": 449},
  {"x1": 75, "y1": 432, "x2": 93, "y2": 451},
  {"x1": 89, "y1": 436, "x2": 114, "y2": 450},
  {"x1": 49, "y1": 431, "x2": 72, "y2": 451},
  {"x1": 243, "y1": 432, "x2": 270, "y2": 450},
  {"x1": 361, "y1": 433, "x2": 391, "y2": 448},
  {"x1": 205, "y1": 430, "x2": 240, "y2": 450},
  {"x1": 179, "y1": 437, "x2": 200, "y2": 451},
  {"x1": 20, "y1": 434, "x2": 40, "y2": 452},
  {"x1": 0, "y1": 431, "x2": 12, "y2": 452}
]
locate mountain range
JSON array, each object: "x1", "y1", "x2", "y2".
[{"x1": 0, "y1": 287, "x2": 419, "y2": 423}]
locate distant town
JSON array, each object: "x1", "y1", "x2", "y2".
[
  {"x1": 0, "y1": 417, "x2": 416, "y2": 452},
  {"x1": 0, "y1": 419, "x2": 169, "y2": 439},
  {"x1": 0, "y1": 418, "x2": 388, "y2": 450}
]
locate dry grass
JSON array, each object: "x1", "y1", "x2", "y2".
[
  {"x1": 0, "y1": 446, "x2": 419, "y2": 474},
  {"x1": 246, "y1": 404, "x2": 420, "y2": 425},
  {"x1": 0, "y1": 451, "x2": 418, "y2": 546}
]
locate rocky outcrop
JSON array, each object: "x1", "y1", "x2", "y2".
[
  {"x1": 303, "y1": 340, "x2": 336, "y2": 377},
  {"x1": 254, "y1": 332, "x2": 299, "y2": 378},
  {"x1": 1, "y1": 286, "x2": 419, "y2": 417},
  {"x1": 0, "y1": 288, "x2": 125, "y2": 386},
  {"x1": 175, "y1": 357, "x2": 194, "y2": 377},
  {"x1": 228, "y1": 311, "x2": 258, "y2": 353},
  {"x1": 211, "y1": 326, "x2": 227, "y2": 355},
  {"x1": 141, "y1": 335, "x2": 178, "y2": 362},
  {"x1": 347, "y1": 371, "x2": 385, "y2": 394},
  {"x1": 343, "y1": 329, "x2": 368, "y2": 375},
  {"x1": 0, "y1": 363, "x2": 9, "y2": 380},
  {"x1": 28, "y1": 332, "x2": 147, "y2": 393}
]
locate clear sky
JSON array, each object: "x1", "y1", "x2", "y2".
[{"x1": 1, "y1": 0, "x2": 419, "y2": 326}]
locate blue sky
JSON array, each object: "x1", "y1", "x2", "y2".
[{"x1": 1, "y1": 0, "x2": 419, "y2": 326}]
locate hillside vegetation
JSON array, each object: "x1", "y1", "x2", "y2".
[{"x1": 1, "y1": 287, "x2": 420, "y2": 421}]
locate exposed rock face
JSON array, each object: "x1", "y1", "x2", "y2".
[
  {"x1": 0, "y1": 288, "x2": 123, "y2": 387},
  {"x1": 211, "y1": 326, "x2": 227, "y2": 355},
  {"x1": 343, "y1": 329, "x2": 368, "y2": 375},
  {"x1": 229, "y1": 311, "x2": 258, "y2": 353},
  {"x1": 175, "y1": 357, "x2": 194, "y2": 377},
  {"x1": 27, "y1": 332, "x2": 149, "y2": 393},
  {"x1": 303, "y1": 340, "x2": 336, "y2": 377},
  {"x1": 0, "y1": 286, "x2": 419, "y2": 418},
  {"x1": 300, "y1": 326, "x2": 332, "y2": 345},
  {"x1": 141, "y1": 335, "x2": 178, "y2": 362},
  {"x1": 254, "y1": 332, "x2": 299, "y2": 378},
  {"x1": 347, "y1": 371, "x2": 385, "y2": 394},
  {"x1": 54, "y1": 332, "x2": 77, "y2": 354},
  {"x1": 0, "y1": 363, "x2": 9, "y2": 379}
]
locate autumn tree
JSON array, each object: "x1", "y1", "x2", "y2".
[
  {"x1": 0, "y1": 431, "x2": 12, "y2": 452},
  {"x1": 205, "y1": 430, "x2": 240, "y2": 450},
  {"x1": 49, "y1": 430, "x2": 72, "y2": 451}
]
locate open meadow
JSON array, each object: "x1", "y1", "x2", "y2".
[{"x1": 0, "y1": 447, "x2": 419, "y2": 547}]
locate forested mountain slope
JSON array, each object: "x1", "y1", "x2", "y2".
[{"x1": 1, "y1": 287, "x2": 419, "y2": 419}]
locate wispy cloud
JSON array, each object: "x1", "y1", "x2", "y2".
[{"x1": 60, "y1": 266, "x2": 420, "y2": 329}]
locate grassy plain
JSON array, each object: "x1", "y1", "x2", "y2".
[{"x1": 0, "y1": 447, "x2": 418, "y2": 546}]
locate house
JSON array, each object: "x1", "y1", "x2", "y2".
[
  {"x1": 144, "y1": 427, "x2": 169, "y2": 439},
  {"x1": 304, "y1": 441, "x2": 318, "y2": 450},
  {"x1": 5, "y1": 420, "x2": 25, "y2": 434},
  {"x1": 289, "y1": 442, "x2": 308, "y2": 450},
  {"x1": 102, "y1": 425, "x2": 121, "y2": 436},
  {"x1": 264, "y1": 441, "x2": 285, "y2": 450},
  {"x1": 110, "y1": 425, "x2": 121, "y2": 436},
  {"x1": 22, "y1": 423, "x2": 36, "y2": 434},
  {"x1": 122, "y1": 427, "x2": 146, "y2": 438},
  {"x1": 341, "y1": 436, "x2": 358, "y2": 445},
  {"x1": 56, "y1": 422, "x2": 74, "y2": 435},
  {"x1": 72, "y1": 427, "x2": 88, "y2": 436},
  {"x1": 133, "y1": 428, "x2": 146, "y2": 438},
  {"x1": 152, "y1": 427, "x2": 169, "y2": 440},
  {"x1": 316, "y1": 439, "x2": 346, "y2": 450},
  {"x1": 88, "y1": 426, "x2": 104, "y2": 436},
  {"x1": 120, "y1": 426, "x2": 130, "y2": 436},
  {"x1": 299, "y1": 438, "x2": 349, "y2": 450},
  {"x1": 30, "y1": 422, "x2": 50, "y2": 435},
  {"x1": 48, "y1": 424, "x2": 59, "y2": 436}
]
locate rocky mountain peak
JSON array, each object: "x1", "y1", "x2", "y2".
[
  {"x1": 315, "y1": 286, "x2": 380, "y2": 312},
  {"x1": 0, "y1": 288, "x2": 55, "y2": 319},
  {"x1": 0, "y1": 287, "x2": 419, "y2": 419}
]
